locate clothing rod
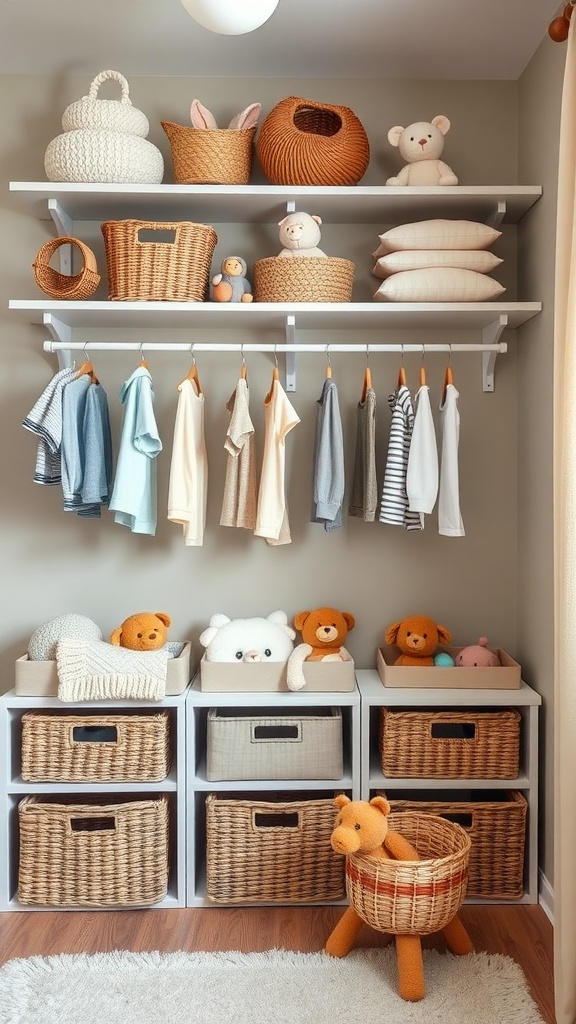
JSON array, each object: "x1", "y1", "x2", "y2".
[{"x1": 43, "y1": 341, "x2": 507, "y2": 355}]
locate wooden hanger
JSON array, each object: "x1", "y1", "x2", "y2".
[
  {"x1": 265, "y1": 353, "x2": 279, "y2": 403},
  {"x1": 361, "y1": 347, "x2": 372, "y2": 403},
  {"x1": 419, "y1": 346, "x2": 427, "y2": 387},
  {"x1": 326, "y1": 347, "x2": 332, "y2": 379},
  {"x1": 442, "y1": 351, "x2": 454, "y2": 404},
  {"x1": 138, "y1": 344, "x2": 149, "y2": 370},
  {"x1": 75, "y1": 347, "x2": 99, "y2": 384},
  {"x1": 240, "y1": 347, "x2": 247, "y2": 380},
  {"x1": 178, "y1": 347, "x2": 202, "y2": 394}
]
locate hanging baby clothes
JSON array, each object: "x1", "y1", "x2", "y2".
[
  {"x1": 438, "y1": 379, "x2": 465, "y2": 537},
  {"x1": 167, "y1": 376, "x2": 208, "y2": 546},
  {"x1": 61, "y1": 374, "x2": 113, "y2": 517},
  {"x1": 220, "y1": 376, "x2": 257, "y2": 530},
  {"x1": 109, "y1": 365, "x2": 162, "y2": 536},
  {"x1": 312, "y1": 374, "x2": 345, "y2": 531},
  {"x1": 254, "y1": 370, "x2": 300, "y2": 546},
  {"x1": 406, "y1": 380, "x2": 438, "y2": 529},
  {"x1": 22, "y1": 365, "x2": 76, "y2": 485},
  {"x1": 349, "y1": 384, "x2": 377, "y2": 522},
  {"x1": 379, "y1": 382, "x2": 423, "y2": 531}
]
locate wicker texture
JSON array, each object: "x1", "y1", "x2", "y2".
[
  {"x1": 44, "y1": 130, "x2": 164, "y2": 185},
  {"x1": 206, "y1": 707, "x2": 343, "y2": 781},
  {"x1": 18, "y1": 795, "x2": 169, "y2": 907},
  {"x1": 379, "y1": 707, "x2": 521, "y2": 779},
  {"x1": 101, "y1": 219, "x2": 217, "y2": 301},
  {"x1": 346, "y1": 812, "x2": 471, "y2": 935},
  {"x1": 205, "y1": 793, "x2": 344, "y2": 903},
  {"x1": 257, "y1": 96, "x2": 370, "y2": 186},
  {"x1": 21, "y1": 710, "x2": 171, "y2": 783},
  {"x1": 33, "y1": 236, "x2": 100, "y2": 300},
  {"x1": 389, "y1": 793, "x2": 527, "y2": 900},
  {"x1": 62, "y1": 70, "x2": 150, "y2": 136},
  {"x1": 161, "y1": 121, "x2": 255, "y2": 184},
  {"x1": 254, "y1": 256, "x2": 355, "y2": 303}
]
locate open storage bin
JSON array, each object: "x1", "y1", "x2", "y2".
[{"x1": 101, "y1": 219, "x2": 217, "y2": 301}]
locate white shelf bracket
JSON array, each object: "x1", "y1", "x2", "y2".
[
  {"x1": 43, "y1": 314, "x2": 73, "y2": 369},
  {"x1": 285, "y1": 200, "x2": 296, "y2": 214},
  {"x1": 481, "y1": 315, "x2": 508, "y2": 392},
  {"x1": 487, "y1": 200, "x2": 507, "y2": 230},
  {"x1": 48, "y1": 199, "x2": 74, "y2": 275},
  {"x1": 285, "y1": 315, "x2": 296, "y2": 391}
]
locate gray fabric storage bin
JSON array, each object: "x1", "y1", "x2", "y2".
[{"x1": 206, "y1": 707, "x2": 343, "y2": 781}]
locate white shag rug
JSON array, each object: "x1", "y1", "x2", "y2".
[{"x1": 0, "y1": 947, "x2": 545, "y2": 1024}]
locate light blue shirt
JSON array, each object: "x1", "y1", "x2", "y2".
[{"x1": 109, "y1": 366, "x2": 162, "y2": 535}]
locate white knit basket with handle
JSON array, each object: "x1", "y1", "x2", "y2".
[
  {"x1": 61, "y1": 70, "x2": 150, "y2": 137},
  {"x1": 44, "y1": 129, "x2": 164, "y2": 184}
]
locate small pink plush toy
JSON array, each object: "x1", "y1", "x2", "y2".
[{"x1": 455, "y1": 637, "x2": 500, "y2": 667}]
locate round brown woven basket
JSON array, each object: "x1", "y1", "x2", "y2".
[
  {"x1": 346, "y1": 812, "x2": 471, "y2": 936},
  {"x1": 254, "y1": 256, "x2": 355, "y2": 303},
  {"x1": 257, "y1": 96, "x2": 370, "y2": 186},
  {"x1": 161, "y1": 121, "x2": 255, "y2": 184},
  {"x1": 33, "y1": 236, "x2": 100, "y2": 300}
]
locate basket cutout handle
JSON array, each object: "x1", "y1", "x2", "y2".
[
  {"x1": 70, "y1": 724, "x2": 119, "y2": 746},
  {"x1": 134, "y1": 223, "x2": 182, "y2": 247},
  {"x1": 439, "y1": 811, "x2": 477, "y2": 834},
  {"x1": 88, "y1": 69, "x2": 131, "y2": 105},
  {"x1": 429, "y1": 720, "x2": 477, "y2": 742},
  {"x1": 251, "y1": 723, "x2": 302, "y2": 743},
  {"x1": 252, "y1": 809, "x2": 301, "y2": 831},
  {"x1": 69, "y1": 814, "x2": 116, "y2": 834}
]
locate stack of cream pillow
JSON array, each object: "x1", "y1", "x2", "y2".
[{"x1": 372, "y1": 219, "x2": 505, "y2": 302}]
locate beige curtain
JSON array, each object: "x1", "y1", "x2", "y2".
[{"x1": 554, "y1": 17, "x2": 576, "y2": 1024}]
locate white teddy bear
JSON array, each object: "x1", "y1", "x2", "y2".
[
  {"x1": 277, "y1": 211, "x2": 327, "y2": 257},
  {"x1": 386, "y1": 115, "x2": 458, "y2": 186},
  {"x1": 199, "y1": 611, "x2": 295, "y2": 663}
]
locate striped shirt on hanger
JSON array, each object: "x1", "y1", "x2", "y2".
[{"x1": 379, "y1": 383, "x2": 422, "y2": 531}]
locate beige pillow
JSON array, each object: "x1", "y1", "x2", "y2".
[
  {"x1": 374, "y1": 219, "x2": 502, "y2": 256},
  {"x1": 372, "y1": 249, "x2": 503, "y2": 279},
  {"x1": 373, "y1": 267, "x2": 506, "y2": 302}
]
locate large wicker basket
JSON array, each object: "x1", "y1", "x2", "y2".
[
  {"x1": 379, "y1": 707, "x2": 521, "y2": 779},
  {"x1": 254, "y1": 256, "x2": 355, "y2": 302},
  {"x1": 161, "y1": 121, "x2": 255, "y2": 184},
  {"x1": 257, "y1": 96, "x2": 370, "y2": 186},
  {"x1": 33, "y1": 236, "x2": 100, "y2": 300},
  {"x1": 21, "y1": 710, "x2": 171, "y2": 783},
  {"x1": 205, "y1": 793, "x2": 344, "y2": 903},
  {"x1": 101, "y1": 219, "x2": 217, "y2": 301},
  {"x1": 346, "y1": 812, "x2": 470, "y2": 935},
  {"x1": 18, "y1": 795, "x2": 169, "y2": 907},
  {"x1": 389, "y1": 792, "x2": 527, "y2": 900}
]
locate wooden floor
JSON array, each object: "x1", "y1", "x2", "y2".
[{"x1": 0, "y1": 903, "x2": 555, "y2": 1021}]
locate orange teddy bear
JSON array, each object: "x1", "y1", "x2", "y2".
[
  {"x1": 325, "y1": 794, "x2": 473, "y2": 1001},
  {"x1": 385, "y1": 613, "x2": 452, "y2": 666},
  {"x1": 286, "y1": 607, "x2": 355, "y2": 691},
  {"x1": 109, "y1": 611, "x2": 172, "y2": 651}
]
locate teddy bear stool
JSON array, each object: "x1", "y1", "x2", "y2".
[{"x1": 325, "y1": 795, "x2": 473, "y2": 1001}]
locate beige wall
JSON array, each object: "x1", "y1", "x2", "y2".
[{"x1": 0, "y1": 70, "x2": 557, "y2": 886}]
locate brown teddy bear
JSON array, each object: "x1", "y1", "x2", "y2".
[
  {"x1": 286, "y1": 607, "x2": 355, "y2": 691},
  {"x1": 325, "y1": 794, "x2": 473, "y2": 1001},
  {"x1": 385, "y1": 613, "x2": 452, "y2": 666},
  {"x1": 109, "y1": 611, "x2": 172, "y2": 651}
]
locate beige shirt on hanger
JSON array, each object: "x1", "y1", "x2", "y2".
[
  {"x1": 220, "y1": 376, "x2": 257, "y2": 530},
  {"x1": 167, "y1": 377, "x2": 208, "y2": 546},
  {"x1": 254, "y1": 370, "x2": 300, "y2": 546}
]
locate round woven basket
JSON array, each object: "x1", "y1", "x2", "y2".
[
  {"x1": 253, "y1": 256, "x2": 355, "y2": 303},
  {"x1": 257, "y1": 96, "x2": 370, "y2": 186},
  {"x1": 33, "y1": 237, "x2": 100, "y2": 300},
  {"x1": 44, "y1": 129, "x2": 164, "y2": 184},
  {"x1": 161, "y1": 121, "x2": 256, "y2": 185},
  {"x1": 346, "y1": 812, "x2": 471, "y2": 936}
]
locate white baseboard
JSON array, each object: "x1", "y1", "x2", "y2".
[{"x1": 539, "y1": 869, "x2": 554, "y2": 924}]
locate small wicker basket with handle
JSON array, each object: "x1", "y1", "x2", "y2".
[
  {"x1": 33, "y1": 236, "x2": 100, "y2": 300},
  {"x1": 62, "y1": 69, "x2": 150, "y2": 137}
]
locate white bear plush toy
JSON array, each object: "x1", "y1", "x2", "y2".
[
  {"x1": 199, "y1": 610, "x2": 295, "y2": 662},
  {"x1": 386, "y1": 115, "x2": 458, "y2": 186},
  {"x1": 277, "y1": 211, "x2": 327, "y2": 256}
]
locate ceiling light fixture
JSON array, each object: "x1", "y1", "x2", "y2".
[{"x1": 179, "y1": 0, "x2": 280, "y2": 35}]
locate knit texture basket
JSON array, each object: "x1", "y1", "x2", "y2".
[
  {"x1": 33, "y1": 236, "x2": 100, "y2": 300},
  {"x1": 254, "y1": 257, "x2": 355, "y2": 302},
  {"x1": 346, "y1": 812, "x2": 471, "y2": 935},
  {"x1": 61, "y1": 70, "x2": 150, "y2": 136},
  {"x1": 18, "y1": 795, "x2": 169, "y2": 907},
  {"x1": 389, "y1": 792, "x2": 528, "y2": 900},
  {"x1": 101, "y1": 219, "x2": 218, "y2": 301},
  {"x1": 205, "y1": 793, "x2": 345, "y2": 903},
  {"x1": 44, "y1": 130, "x2": 164, "y2": 185},
  {"x1": 257, "y1": 96, "x2": 370, "y2": 186},
  {"x1": 161, "y1": 121, "x2": 255, "y2": 184},
  {"x1": 21, "y1": 710, "x2": 171, "y2": 783}
]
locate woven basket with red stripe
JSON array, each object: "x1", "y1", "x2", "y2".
[{"x1": 345, "y1": 812, "x2": 470, "y2": 936}]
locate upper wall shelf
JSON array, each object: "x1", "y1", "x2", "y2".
[{"x1": 9, "y1": 183, "x2": 543, "y2": 226}]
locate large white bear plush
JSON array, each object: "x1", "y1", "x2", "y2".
[
  {"x1": 386, "y1": 115, "x2": 458, "y2": 186},
  {"x1": 199, "y1": 611, "x2": 295, "y2": 662}
]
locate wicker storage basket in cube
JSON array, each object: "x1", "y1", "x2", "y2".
[
  {"x1": 205, "y1": 793, "x2": 344, "y2": 903},
  {"x1": 379, "y1": 707, "x2": 521, "y2": 779},
  {"x1": 253, "y1": 256, "x2": 354, "y2": 303},
  {"x1": 101, "y1": 219, "x2": 217, "y2": 301},
  {"x1": 21, "y1": 710, "x2": 171, "y2": 783},
  {"x1": 18, "y1": 795, "x2": 169, "y2": 907},
  {"x1": 388, "y1": 791, "x2": 527, "y2": 899},
  {"x1": 206, "y1": 707, "x2": 343, "y2": 781}
]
